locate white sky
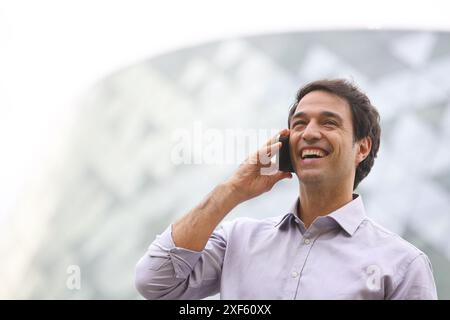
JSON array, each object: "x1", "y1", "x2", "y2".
[{"x1": 0, "y1": 0, "x2": 449, "y2": 222}]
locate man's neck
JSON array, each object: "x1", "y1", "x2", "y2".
[{"x1": 298, "y1": 181, "x2": 354, "y2": 229}]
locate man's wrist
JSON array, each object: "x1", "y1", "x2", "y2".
[{"x1": 216, "y1": 181, "x2": 244, "y2": 212}]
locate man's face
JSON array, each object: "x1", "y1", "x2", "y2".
[{"x1": 289, "y1": 90, "x2": 367, "y2": 188}]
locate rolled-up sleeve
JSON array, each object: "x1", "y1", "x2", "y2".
[
  {"x1": 388, "y1": 253, "x2": 438, "y2": 300},
  {"x1": 135, "y1": 223, "x2": 227, "y2": 300}
]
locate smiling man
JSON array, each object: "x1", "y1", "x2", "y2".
[{"x1": 135, "y1": 79, "x2": 437, "y2": 300}]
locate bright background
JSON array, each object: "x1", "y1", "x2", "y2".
[{"x1": 1, "y1": 0, "x2": 450, "y2": 299}]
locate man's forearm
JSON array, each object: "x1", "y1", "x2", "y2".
[
  {"x1": 171, "y1": 129, "x2": 290, "y2": 252},
  {"x1": 172, "y1": 182, "x2": 242, "y2": 252}
]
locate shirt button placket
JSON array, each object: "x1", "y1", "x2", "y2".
[{"x1": 288, "y1": 234, "x2": 314, "y2": 299}]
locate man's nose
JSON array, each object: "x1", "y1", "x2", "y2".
[{"x1": 302, "y1": 122, "x2": 322, "y2": 142}]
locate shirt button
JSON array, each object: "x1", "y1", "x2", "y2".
[
  {"x1": 304, "y1": 238, "x2": 311, "y2": 245},
  {"x1": 291, "y1": 271, "x2": 299, "y2": 278}
]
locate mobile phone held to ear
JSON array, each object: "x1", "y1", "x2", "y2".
[{"x1": 278, "y1": 135, "x2": 295, "y2": 172}]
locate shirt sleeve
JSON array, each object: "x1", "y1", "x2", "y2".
[
  {"x1": 387, "y1": 253, "x2": 438, "y2": 300},
  {"x1": 135, "y1": 223, "x2": 227, "y2": 300}
]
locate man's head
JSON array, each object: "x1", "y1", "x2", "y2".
[{"x1": 287, "y1": 79, "x2": 381, "y2": 190}]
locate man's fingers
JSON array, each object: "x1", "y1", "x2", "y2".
[
  {"x1": 247, "y1": 128, "x2": 290, "y2": 166},
  {"x1": 261, "y1": 127, "x2": 290, "y2": 160},
  {"x1": 266, "y1": 142, "x2": 282, "y2": 158},
  {"x1": 258, "y1": 142, "x2": 281, "y2": 165},
  {"x1": 265, "y1": 128, "x2": 289, "y2": 148},
  {"x1": 274, "y1": 171, "x2": 293, "y2": 181}
]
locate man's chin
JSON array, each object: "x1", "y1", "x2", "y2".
[{"x1": 297, "y1": 171, "x2": 326, "y2": 184}]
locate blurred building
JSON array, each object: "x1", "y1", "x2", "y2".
[{"x1": 2, "y1": 30, "x2": 450, "y2": 299}]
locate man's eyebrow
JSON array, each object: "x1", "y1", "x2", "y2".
[
  {"x1": 291, "y1": 111, "x2": 344, "y2": 123},
  {"x1": 291, "y1": 112, "x2": 307, "y2": 120},
  {"x1": 321, "y1": 111, "x2": 344, "y2": 123}
]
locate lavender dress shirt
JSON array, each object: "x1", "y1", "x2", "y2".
[{"x1": 135, "y1": 194, "x2": 437, "y2": 300}]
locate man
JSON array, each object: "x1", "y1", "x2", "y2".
[{"x1": 135, "y1": 79, "x2": 437, "y2": 300}]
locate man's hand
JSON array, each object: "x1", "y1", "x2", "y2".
[
  {"x1": 225, "y1": 128, "x2": 293, "y2": 203},
  {"x1": 172, "y1": 128, "x2": 292, "y2": 251}
]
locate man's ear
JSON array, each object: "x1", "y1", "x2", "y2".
[{"x1": 355, "y1": 137, "x2": 372, "y2": 166}]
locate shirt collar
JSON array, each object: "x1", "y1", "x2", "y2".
[
  {"x1": 328, "y1": 194, "x2": 367, "y2": 236},
  {"x1": 273, "y1": 200, "x2": 300, "y2": 229},
  {"x1": 274, "y1": 194, "x2": 367, "y2": 237}
]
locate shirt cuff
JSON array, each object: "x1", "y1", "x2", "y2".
[{"x1": 153, "y1": 224, "x2": 203, "y2": 279}]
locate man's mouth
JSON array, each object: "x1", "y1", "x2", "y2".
[{"x1": 300, "y1": 148, "x2": 330, "y2": 160}]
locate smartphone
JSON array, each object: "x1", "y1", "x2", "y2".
[{"x1": 277, "y1": 135, "x2": 295, "y2": 172}]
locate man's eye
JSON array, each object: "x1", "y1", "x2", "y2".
[
  {"x1": 323, "y1": 121, "x2": 337, "y2": 126},
  {"x1": 293, "y1": 121, "x2": 307, "y2": 127}
]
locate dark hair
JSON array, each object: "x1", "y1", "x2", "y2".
[{"x1": 288, "y1": 79, "x2": 381, "y2": 190}]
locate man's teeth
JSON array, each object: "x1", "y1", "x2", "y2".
[{"x1": 302, "y1": 149, "x2": 326, "y2": 159}]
